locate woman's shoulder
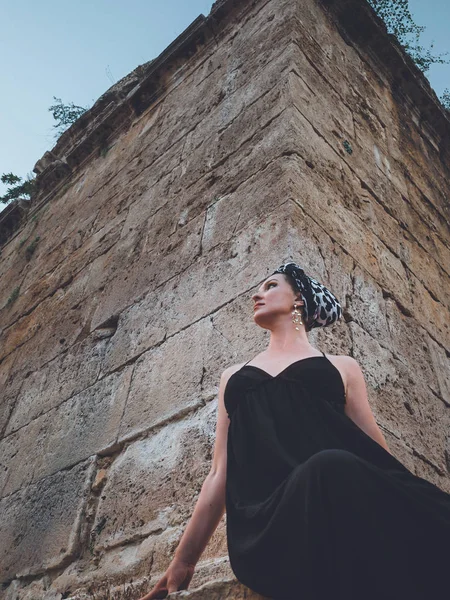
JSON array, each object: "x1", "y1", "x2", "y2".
[
  {"x1": 221, "y1": 361, "x2": 248, "y2": 382},
  {"x1": 324, "y1": 353, "x2": 361, "y2": 388},
  {"x1": 325, "y1": 353, "x2": 360, "y2": 369}
]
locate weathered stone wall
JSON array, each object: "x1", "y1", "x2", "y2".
[{"x1": 0, "y1": 0, "x2": 449, "y2": 597}]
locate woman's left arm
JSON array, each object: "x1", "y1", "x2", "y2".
[{"x1": 343, "y1": 357, "x2": 392, "y2": 454}]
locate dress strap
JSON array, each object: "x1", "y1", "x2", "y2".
[{"x1": 322, "y1": 350, "x2": 326, "y2": 357}]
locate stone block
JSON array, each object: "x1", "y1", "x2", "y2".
[
  {"x1": 201, "y1": 160, "x2": 290, "y2": 254},
  {"x1": 0, "y1": 353, "x2": 21, "y2": 437},
  {"x1": 117, "y1": 319, "x2": 231, "y2": 441},
  {"x1": 62, "y1": 575, "x2": 262, "y2": 600},
  {"x1": 348, "y1": 321, "x2": 397, "y2": 393},
  {"x1": 346, "y1": 265, "x2": 390, "y2": 345},
  {"x1": 91, "y1": 157, "x2": 153, "y2": 235},
  {"x1": 403, "y1": 177, "x2": 449, "y2": 259},
  {"x1": 287, "y1": 34, "x2": 412, "y2": 209},
  {"x1": 0, "y1": 415, "x2": 43, "y2": 495},
  {"x1": 395, "y1": 119, "x2": 448, "y2": 224},
  {"x1": 3, "y1": 578, "x2": 62, "y2": 600},
  {"x1": 0, "y1": 459, "x2": 94, "y2": 583},
  {"x1": 1, "y1": 276, "x2": 96, "y2": 376},
  {"x1": 432, "y1": 232, "x2": 450, "y2": 279},
  {"x1": 289, "y1": 14, "x2": 381, "y2": 122},
  {"x1": 380, "y1": 368, "x2": 449, "y2": 474},
  {"x1": 0, "y1": 367, "x2": 132, "y2": 497},
  {"x1": 176, "y1": 43, "x2": 295, "y2": 171},
  {"x1": 350, "y1": 321, "x2": 449, "y2": 471},
  {"x1": 5, "y1": 332, "x2": 110, "y2": 434},
  {"x1": 0, "y1": 307, "x2": 43, "y2": 364},
  {"x1": 405, "y1": 240, "x2": 450, "y2": 318},
  {"x1": 426, "y1": 336, "x2": 450, "y2": 405},
  {"x1": 94, "y1": 401, "x2": 217, "y2": 550},
  {"x1": 288, "y1": 69, "x2": 354, "y2": 146},
  {"x1": 349, "y1": 101, "x2": 409, "y2": 201},
  {"x1": 384, "y1": 298, "x2": 441, "y2": 398},
  {"x1": 89, "y1": 211, "x2": 204, "y2": 333},
  {"x1": 119, "y1": 152, "x2": 185, "y2": 243},
  {"x1": 183, "y1": 86, "x2": 287, "y2": 196},
  {"x1": 174, "y1": 105, "x2": 299, "y2": 212},
  {"x1": 408, "y1": 269, "x2": 450, "y2": 350},
  {"x1": 16, "y1": 211, "x2": 126, "y2": 316}
]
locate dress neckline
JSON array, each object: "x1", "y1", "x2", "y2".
[{"x1": 241, "y1": 352, "x2": 327, "y2": 380}]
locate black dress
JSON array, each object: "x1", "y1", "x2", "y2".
[{"x1": 224, "y1": 351, "x2": 450, "y2": 600}]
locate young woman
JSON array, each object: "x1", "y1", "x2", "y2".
[{"x1": 140, "y1": 262, "x2": 450, "y2": 600}]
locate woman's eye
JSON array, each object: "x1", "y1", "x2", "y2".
[{"x1": 267, "y1": 282, "x2": 276, "y2": 288}]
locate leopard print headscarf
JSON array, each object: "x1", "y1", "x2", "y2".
[{"x1": 271, "y1": 262, "x2": 342, "y2": 329}]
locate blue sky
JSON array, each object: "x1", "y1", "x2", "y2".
[{"x1": 0, "y1": 0, "x2": 449, "y2": 205}]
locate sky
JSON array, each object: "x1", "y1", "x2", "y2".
[{"x1": 0, "y1": 0, "x2": 449, "y2": 207}]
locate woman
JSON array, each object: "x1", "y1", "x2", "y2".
[{"x1": 140, "y1": 262, "x2": 450, "y2": 600}]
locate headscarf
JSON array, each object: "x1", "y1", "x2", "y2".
[{"x1": 271, "y1": 262, "x2": 342, "y2": 329}]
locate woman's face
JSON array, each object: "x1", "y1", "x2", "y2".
[{"x1": 251, "y1": 274, "x2": 303, "y2": 328}]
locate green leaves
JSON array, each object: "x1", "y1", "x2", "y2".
[
  {"x1": 48, "y1": 96, "x2": 89, "y2": 138},
  {"x1": 0, "y1": 172, "x2": 35, "y2": 205},
  {"x1": 367, "y1": 0, "x2": 449, "y2": 73},
  {"x1": 440, "y1": 88, "x2": 450, "y2": 110},
  {"x1": 1, "y1": 97, "x2": 91, "y2": 206}
]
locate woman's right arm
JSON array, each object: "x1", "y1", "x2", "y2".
[{"x1": 138, "y1": 366, "x2": 237, "y2": 599}]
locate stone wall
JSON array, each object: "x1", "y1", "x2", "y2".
[{"x1": 0, "y1": 0, "x2": 449, "y2": 598}]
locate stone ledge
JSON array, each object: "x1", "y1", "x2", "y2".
[
  {"x1": 0, "y1": 459, "x2": 95, "y2": 584},
  {"x1": 65, "y1": 577, "x2": 267, "y2": 600}
]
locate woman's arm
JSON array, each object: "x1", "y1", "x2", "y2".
[
  {"x1": 138, "y1": 367, "x2": 240, "y2": 598},
  {"x1": 138, "y1": 472, "x2": 226, "y2": 600},
  {"x1": 172, "y1": 469, "x2": 226, "y2": 565},
  {"x1": 172, "y1": 367, "x2": 233, "y2": 565},
  {"x1": 343, "y1": 357, "x2": 392, "y2": 454}
]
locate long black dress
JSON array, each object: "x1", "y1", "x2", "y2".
[{"x1": 224, "y1": 351, "x2": 450, "y2": 600}]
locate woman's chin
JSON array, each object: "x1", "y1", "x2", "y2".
[{"x1": 253, "y1": 313, "x2": 271, "y2": 328}]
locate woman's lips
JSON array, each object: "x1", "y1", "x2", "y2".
[{"x1": 254, "y1": 303, "x2": 265, "y2": 310}]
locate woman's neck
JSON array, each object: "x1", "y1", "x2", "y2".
[{"x1": 264, "y1": 325, "x2": 312, "y2": 356}]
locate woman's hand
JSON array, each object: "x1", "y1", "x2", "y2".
[{"x1": 138, "y1": 558, "x2": 196, "y2": 599}]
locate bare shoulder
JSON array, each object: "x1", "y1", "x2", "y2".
[
  {"x1": 325, "y1": 353, "x2": 359, "y2": 368},
  {"x1": 323, "y1": 353, "x2": 361, "y2": 391},
  {"x1": 221, "y1": 361, "x2": 247, "y2": 381}
]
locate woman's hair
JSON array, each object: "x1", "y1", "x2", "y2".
[{"x1": 282, "y1": 274, "x2": 313, "y2": 333}]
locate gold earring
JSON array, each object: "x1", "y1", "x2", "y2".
[{"x1": 292, "y1": 304, "x2": 304, "y2": 330}]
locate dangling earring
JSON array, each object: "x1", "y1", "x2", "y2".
[{"x1": 292, "y1": 304, "x2": 304, "y2": 330}]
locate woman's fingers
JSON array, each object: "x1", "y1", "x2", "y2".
[{"x1": 138, "y1": 560, "x2": 195, "y2": 599}]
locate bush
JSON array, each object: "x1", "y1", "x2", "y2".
[
  {"x1": 48, "y1": 96, "x2": 89, "y2": 138},
  {"x1": 367, "y1": 0, "x2": 449, "y2": 73}
]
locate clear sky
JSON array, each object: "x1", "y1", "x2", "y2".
[{"x1": 0, "y1": 0, "x2": 449, "y2": 206}]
